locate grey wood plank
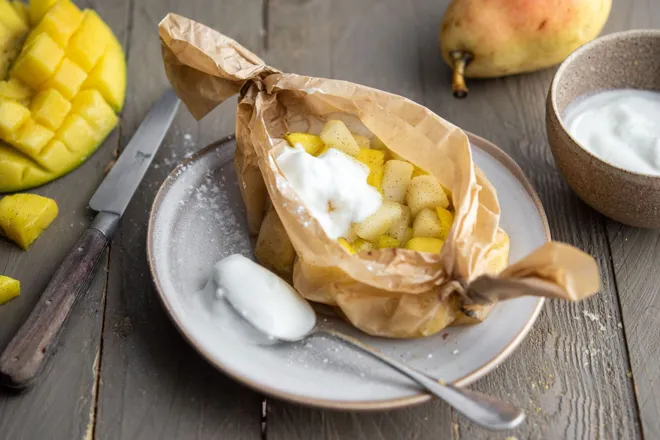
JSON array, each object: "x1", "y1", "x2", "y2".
[
  {"x1": 93, "y1": 1, "x2": 265, "y2": 439},
  {"x1": 265, "y1": 1, "x2": 454, "y2": 439},
  {"x1": 267, "y1": 0, "x2": 642, "y2": 439},
  {"x1": 0, "y1": 1, "x2": 128, "y2": 439},
  {"x1": 604, "y1": 2, "x2": 660, "y2": 438}
]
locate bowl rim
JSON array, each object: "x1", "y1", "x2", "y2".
[
  {"x1": 146, "y1": 132, "x2": 548, "y2": 411},
  {"x1": 550, "y1": 28, "x2": 660, "y2": 180}
]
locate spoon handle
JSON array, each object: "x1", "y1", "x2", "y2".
[{"x1": 317, "y1": 329, "x2": 524, "y2": 431}]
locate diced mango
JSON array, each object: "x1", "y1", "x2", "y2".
[
  {"x1": 37, "y1": 139, "x2": 70, "y2": 171},
  {"x1": 31, "y1": 89, "x2": 71, "y2": 131},
  {"x1": 0, "y1": 0, "x2": 29, "y2": 33},
  {"x1": 353, "y1": 133, "x2": 370, "y2": 150},
  {"x1": 404, "y1": 237, "x2": 444, "y2": 254},
  {"x1": 67, "y1": 10, "x2": 112, "y2": 72},
  {"x1": 367, "y1": 165, "x2": 383, "y2": 190},
  {"x1": 352, "y1": 238, "x2": 374, "y2": 253},
  {"x1": 435, "y1": 206, "x2": 454, "y2": 240},
  {"x1": 71, "y1": 89, "x2": 117, "y2": 136},
  {"x1": 27, "y1": 0, "x2": 83, "y2": 48},
  {"x1": 82, "y1": 39, "x2": 125, "y2": 112},
  {"x1": 11, "y1": 1, "x2": 29, "y2": 26},
  {"x1": 375, "y1": 235, "x2": 400, "y2": 249},
  {"x1": 0, "y1": 78, "x2": 34, "y2": 104},
  {"x1": 285, "y1": 132, "x2": 324, "y2": 156},
  {"x1": 0, "y1": 100, "x2": 30, "y2": 137},
  {"x1": 11, "y1": 33, "x2": 64, "y2": 89},
  {"x1": 337, "y1": 237, "x2": 355, "y2": 254},
  {"x1": 0, "y1": 275, "x2": 20, "y2": 304},
  {"x1": 9, "y1": 119, "x2": 54, "y2": 157},
  {"x1": 29, "y1": 0, "x2": 58, "y2": 25},
  {"x1": 0, "y1": 193, "x2": 58, "y2": 249},
  {"x1": 0, "y1": 143, "x2": 25, "y2": 190},
  {"x1": 56, "y1": 113, "x2": 98, "y2": 153},
  {"x1": 356, "y1": 148, "x2": 385, "y2": 169},
  {"x1": 41, "y1": 57, "x2": 87, "y2": 98}
]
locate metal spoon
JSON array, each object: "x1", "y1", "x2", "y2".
[{"x1": 218, "y1": 274, "x2": 525, "y2": 431}]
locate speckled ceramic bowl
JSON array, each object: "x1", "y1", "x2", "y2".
[{"x1": 547, "y1": 29, "x2": 660, "y2": 228}]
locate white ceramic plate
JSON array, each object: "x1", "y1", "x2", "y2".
[{"x1": 147, "y1": 133, "x2": 549, "y2": 410}]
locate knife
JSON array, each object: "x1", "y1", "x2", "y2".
[{"x1": 0, "y1": 89, "x2": 180, "y2": 389}]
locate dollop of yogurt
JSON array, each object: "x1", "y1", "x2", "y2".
[
  {"x1": 563, "y1": 89, "x2": 660, "y2": 175},
  {"x1": 276, "y1": 145, "x2": 382, "y2": 239},
  {"x1": 209, "y1": 254, "x2": 316, "y2": 341}
]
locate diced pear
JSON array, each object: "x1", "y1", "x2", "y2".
[
  {"x1": 406, "y1": 175, "x2": 450, "y2": 216},
  {"x1": 412, "y1": 208, "x2": 443, "y2": 238},
  {"x1": 352, "y1": 238, "x2": 374, "y2": 253},
  {"x1": 337, "y1": 238, "x2": 355, "y2": 254},
  {"x1": 27, "y1": 0, "x2": 83, "y2": 48},
  {"x1": 353, "y1": 201, "x2": 403, "y2": 242},
  {"x1": 375, "y1": 235, "x2": 400, "y2": 249},
  {"x1": 404, "y1": 237, "x2": 444, "y2": 253},
  {"x1": 254, "y1": 206, "x2": 296, "y2": 277},
  {"x1": 56, "y1": 114, "x2": 98, "y2": 153},
  {"x1": 285, "y1": 132, "x2": 324, "y2": 156},
  {"x1": 0, "y1": 193, "x2": 58, "y2": 249},
  {"x1": 352, "y1": 133, "x2": 370, "y2": 150},
  {"x1": 9, "y1": 119, "x2": 54, "y2": 157},
  {"x1": 0, "y1": 0, "x2": 28, "y2": 33},
  {"x1": 82, "y1": 38, "x2": 125, "y2": 112},
  {"x1": 435, "y1": 207, "x2": 454, "y2": 240},
  {"x1": 31, "y1": 89, "x2": 72, "y2": 131},
  {"x1": 11, "y1": 33, "x2": 64, "y2": 89},
  {"x1": 0, "y1": 100, "x2": 30, "y2": 137},
  {"x1": 0, "y1": 275, "x2": 20, "y2": 304},
  {"x1": 320, "y1": 120, "x2": 360, "y2": 156},
  {"x1": 0, "y1": 79, "x2": 34, "y2": 104},
  {"x1": 67, "y1": 10, "x2": 112, "y2": 72},
  {"x1": 382, "y1": 159, "x2": 413, "y2": 203},
  {"x1": 71, "y1": 89, "x2": 117, "y2": 136},
  {"x1": 29, "y1": 0, "x2": 58, "y2": 25},
  {"x1": 386, "y1": 205, "x2": 411, "y2": 242}
]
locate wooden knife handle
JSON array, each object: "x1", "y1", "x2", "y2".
[{"x1": 0, "y1": 216, "x2": 115, "y2": 388}]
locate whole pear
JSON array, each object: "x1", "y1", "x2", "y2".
[{"x1": 439, "y1": 0, "x2": 612, "y2": 97}]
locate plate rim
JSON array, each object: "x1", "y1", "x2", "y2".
[{"x1": 147, "y1": 132, "x2": 549, "y2": 411}]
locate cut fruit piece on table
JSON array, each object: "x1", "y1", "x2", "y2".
[
  {"x1": 0, "y1": 193, "x2": 58, "y2": 249},
  {"x1": 0, "y1": 275, "x2": 20, "y2": 305},
  {"x1": 0, "y1": 0, "x2": 127, "y2": 192}
]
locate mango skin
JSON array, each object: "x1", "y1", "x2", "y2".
[{"x1": 439, "y1": 0, "x2": 612, "y2": 78}]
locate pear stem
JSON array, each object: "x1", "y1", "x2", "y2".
[{"x1": 450, "y1": 50, "x2": 473, "y2": 99}]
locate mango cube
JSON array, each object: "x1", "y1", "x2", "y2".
[
  {"x1": 0, "y1": 100, "x2": 30, "y2": 137},
  {"x1": 11, "y1": 1, "x2": 29, "y2": 25},
  {"x1": 404, "y1": 237, "x2": 444, "y2": 254},
  {"x1": 375, "y1": 235, "x2": 400, "y2": 249},
  {"x1": 0, "y1": 193, "x2": 59, "y2": 249},
  {"x1": 41, "y1": 57, "x2": 87, "y2": 98},
  {"x1": 67, "y1": 10, "x2": 112, "y2": 72},
  {"x1": 28, "y1": 0, "x2": 83, "y2": 48},
  {"x1": 337, "y1": 237, "x2": 355, "y2": 254},
  {"x1": 356, "y1": 148, "x2": 385, "y2": 169},
  {"x1": 435, "y1": 207, "x2": 454, "y2": 240},
  {"x1": 37, "y1": 139, "x2": 71, "y2": 171},
  {"x1": 0, "y1": 275, "x2": 20, "y2": 305},
  {"x1": 71, "y1": 90, "x2": 117, "y2": 136},
  {"x1": 9, "y1": 119, "x2": 54, "y2": 157},
  {"x1": 285, "y1": 132, "x2": 324, "y2": 156},
  {"x1": 11, "y1": 33, "x2": 64, "y2": 89},
  {"x1": 0, "y1": 0, "x2": 28, "y2": 33},
  {"x1": 56, "y1": 114, "x2": 98, "y2": 153},
  {"x1": 83, "y1": 40, "x2": 125, "y2": 111},
  {"x1": 31, "y1": 89, "x2": 72, "y2": 131},
  {"x1": 0, "y1": 78, "x2": 34, "y2": 104},
  {"x1": 29, "y1": 0, "x2": 58, "y2": 25}
]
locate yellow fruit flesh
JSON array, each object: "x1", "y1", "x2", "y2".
[
  {"x1": 0, "y1": 193, "x2": 58, "y2": 249},
  {"x1": 0, "y1": 275, "x2": 20, "y2": 304},
  {"x1": 404, "y1": 237, "x2": 444, "y2": 253},
  {"x1": 285, "y1": 132, "x2": 324, "y2": 156},
  {"x1": 0, "y1": 0, "x2": 126, "y2": 192}
]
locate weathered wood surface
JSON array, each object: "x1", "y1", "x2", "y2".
[
  {"x1": 2, "y1": 0, "x2": 659, "y2": 439},
  {"x1": 0, "y1": 1, "x2": 128, "y2": 439}
]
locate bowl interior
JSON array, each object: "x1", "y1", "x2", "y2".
[{"x1": 553, "y1": 30, "x2": 660, "y2": 115}]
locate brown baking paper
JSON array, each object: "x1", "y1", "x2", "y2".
[{"x1": 159, "y1": 14, "x2": 600, "y2": 338}]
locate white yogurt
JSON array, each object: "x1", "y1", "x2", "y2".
[
  {"x1": 563, "y1": 89, "x2": 660, "y2": 176},
  {"x1": 276, "y1": 145, "x2": 382, "y2": 239},
  {"x1": 208, "y1": 254, "x2": 316, "y2": 341}
]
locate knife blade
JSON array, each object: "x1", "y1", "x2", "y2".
[{"x1": 0, "y1": 88, "x2": 180, "y2": 389}]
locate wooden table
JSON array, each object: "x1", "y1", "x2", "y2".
[{"x1": 1, "y1": 1, "x2": 658, "y2": 439}]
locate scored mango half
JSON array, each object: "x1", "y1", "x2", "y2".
[{"x1": 0, "y1": 0, "x2": 126, "y2": 192}]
